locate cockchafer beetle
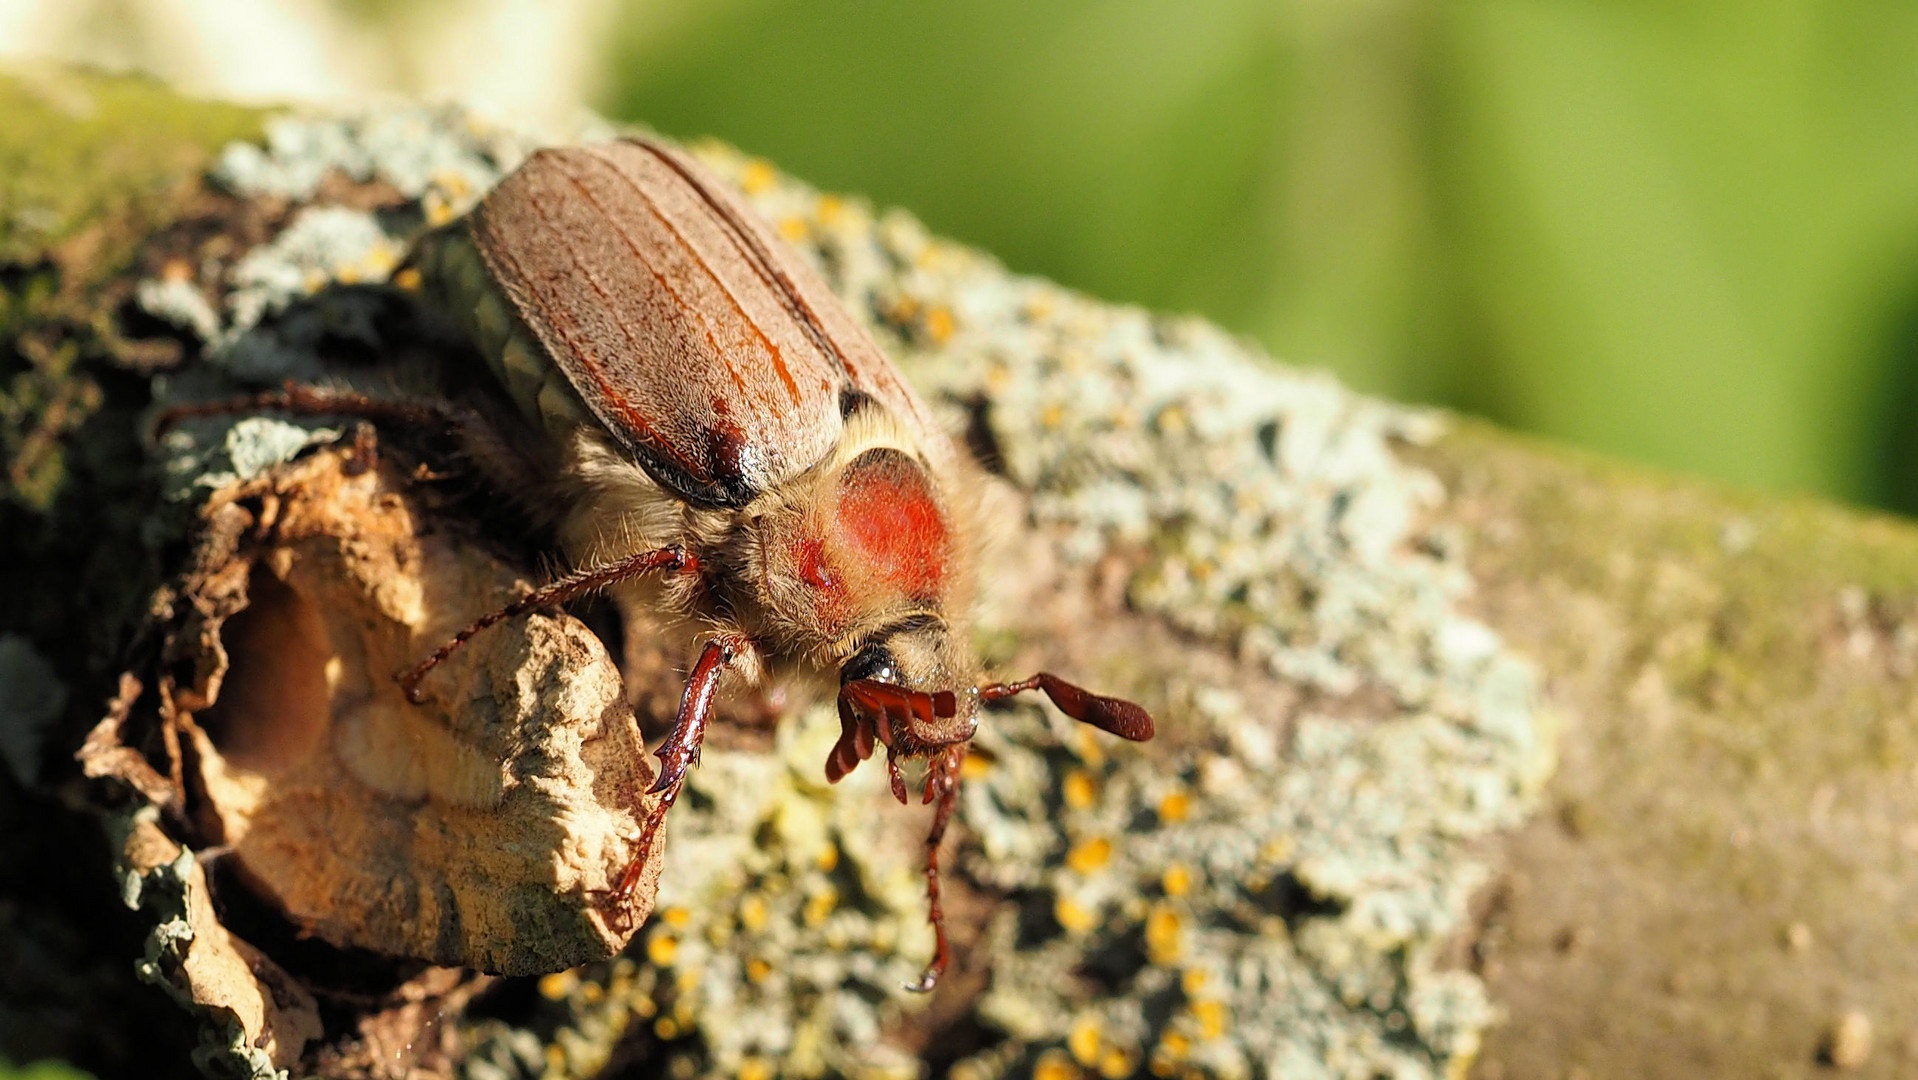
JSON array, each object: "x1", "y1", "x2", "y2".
[{"x1": 169, "y1": 138, "x2": 1154, "y2": 991}]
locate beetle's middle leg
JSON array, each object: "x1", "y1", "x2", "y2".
[{"x1": 399, "y1": 544, "x2": 700, "y2": 701}]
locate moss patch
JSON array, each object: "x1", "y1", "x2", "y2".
[
  {"x1": 0, "y1": 67, "x2": 259, "y2": 264},
  {"x1": 1424, "y1": 420, "x2": 1918, "y2": 1079}
]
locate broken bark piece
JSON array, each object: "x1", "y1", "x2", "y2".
[
  {"x1": 86, "y1": 443, "x2": 661, "y2": 982},
  {"x1": 114, "y1": 810, "x2": 324, "y2": 1074}
]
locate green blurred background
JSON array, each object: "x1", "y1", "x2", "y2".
[
  {"x1": 603, "y1": 0, "x2": 1918, "y2": 513},
  {"x1": 11, "y1": 0, "x2": 1918, "y2": 510}
]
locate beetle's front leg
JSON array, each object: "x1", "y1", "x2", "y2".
[
  {"x1": 906, "y1": 742, "x2": 967, "y2": 993},
  {"x1": 613, "y1": 632, "x2": 751, "y2": 904}
]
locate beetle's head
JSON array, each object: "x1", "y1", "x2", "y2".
[
  {"x1": 828, "y1": 617, "x2": 979, "y2": 779},
  {"x1": 825, "y1": 616, "x2": 1156, "y2": 791}
]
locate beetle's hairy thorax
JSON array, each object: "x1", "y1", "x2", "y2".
[
  {"x1": 546, "y1": 403, "x2": 981, "y2": 687},
  {"x1": 749, "y1": 405, "x2": 981, "y2": 664},
  {"x1": 552, "y1": 397, "x2": 974, "y2": 667}
]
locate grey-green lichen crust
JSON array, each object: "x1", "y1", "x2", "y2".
[
  {"x1": 137, "y1": 107, "x2": 1554, "y2": 1080},
  {"x1": 111, "y1": 807, "x2": 322, "y2": 1080}
]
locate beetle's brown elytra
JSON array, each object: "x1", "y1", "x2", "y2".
[{"x1": 190, "y1": 137, "x2": 1157, "y2": 991}]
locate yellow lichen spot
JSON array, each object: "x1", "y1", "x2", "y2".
[
  {"x1": 1097, "y1": 1046, "x2": 1134, "y2": 1079},
  {"x1": 424, "y1": 192, "x2": 456, "y2": 227},
  {"x1": 1189, "y1": 999, "x2": 1228, "y2": 1042},
  {"x1": 662, "y1": 906, "x2": 692, "y2": 928},
  {"x1": 1041, "y1": 402, "x2": 1067, "y2": 429},
  {"x1": 986, "y1": 364, "x2": 1012, "y2": 394},
  {"x1": 1161, "y1": 1032, "x2": 1191, "y2": 1059},
  {"x1": 302, "y1": 269, "x2": 327, "y2": 294},
  {"x1": 433, "y1": 169, "x2": 471, "y2": 199},
  {"x1": 1063, "y1": 770, "x2": 1098, "y2": 810},
  {"x1": 538, "y1": 971, "x2": 577, "y2": 1000},
  {"x1": 646, "y1": 934, "x2": 678, "y2": 966},
  {"x1": 1162, "y1": 863, "x2": 1192, "y2": 897},
  {"x1": 335, "y1": 265, "x2": 361, "y2": 285},
  {"x1": 1032, "y1": 1048, "x2": 1080, "y2": 1080},
  {"x1": 1068, "y1": 1018, "x2": 1101, "y2": 1065},
  {"x1": 1024, "y1": 291, "x2": 1056, "y2": 320},
  {"x1": 960, "y1": 753, "x2": 994, "y2": 780},
  {"x1": 579, "y1": 981, "x2": 605, "y2": 1005},
  {"x1": 925, "y1": 306, "x2": 955, "y2": 344},
  {"x1": 632, "y1": 994, "x2": 658, "y2": 1018},
  {"x1": 816, "y1": 195, "x2": 844, "y2": 224},
  {"x1": 739, "y1": 1058, "x2": 773, "y2": 1080},
  {"x1": 778, "y1": 216, "x2": 809, "y2": 241},
  {"x1": 1260, "y1": 835, "x2": 1295, "y2": 863},
  {"x1": 654, "y1": 1016, "x2": 680, "y2": 1040},
  {"x1": 1180, "y1": 968, "x2": 1207, "y2": 996},
  {"x1": 1144, "y1": 906, "x2": 1184, "y2": 966},
  {"x1": 1157, "y1": 790, "x2": 1191, "y2": 824},
  {"x1": 676, "y1": 967, "x2": 702, "y2": 993},
  {"x1": 746, "y1": 958, "x2": 773, "y2": 983},
  {"x1": 1074, "y1": 727, "x2": 1106, "y2": 766},
  {"x1": 740, "y1": 159, "x2": 778, "y2": 195},
  {"x1": 545, "y1": 1044, "x2": 567, "y2": 1071},
  {"x1": 1148, "y1": 1049, "x2": 1176, "y2": 1078},
  {"x1": 803, "y1": 887, "x2": 838, "y2": 926},
  {"x1": 392, "y1": 266, "x2": 423, "y2": 292},
  {"x1": 740, "y1": 894, "x2": 770, "y2": 931},
  {"x1": 1066, "y1": 837, "x2": 1112, "y2": 875},
  {"x1": 816, "y1": 843, "x2": 840, "y2": 872},
  {"x1": 1156, "y1": 406, "x2": 1188, "y2": 435},
  {"x1": 890, "y1": 296, "x2": 921, "y2": 324},
  {"x1": 1055, "y1": 895, "x2": 1098, "y2": 934}
]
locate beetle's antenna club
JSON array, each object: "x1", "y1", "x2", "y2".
[{"x1": 978, "y1": 672, "x2": 1155, "y2": 742}]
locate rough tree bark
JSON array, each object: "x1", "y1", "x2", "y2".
[{"x1": 1, "y1": 68, "x2": 1913, "y2": 1080}]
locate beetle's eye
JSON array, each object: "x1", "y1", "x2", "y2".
[{"x1": 841, "y1": 644, "x2": 897, "y2": 685}]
